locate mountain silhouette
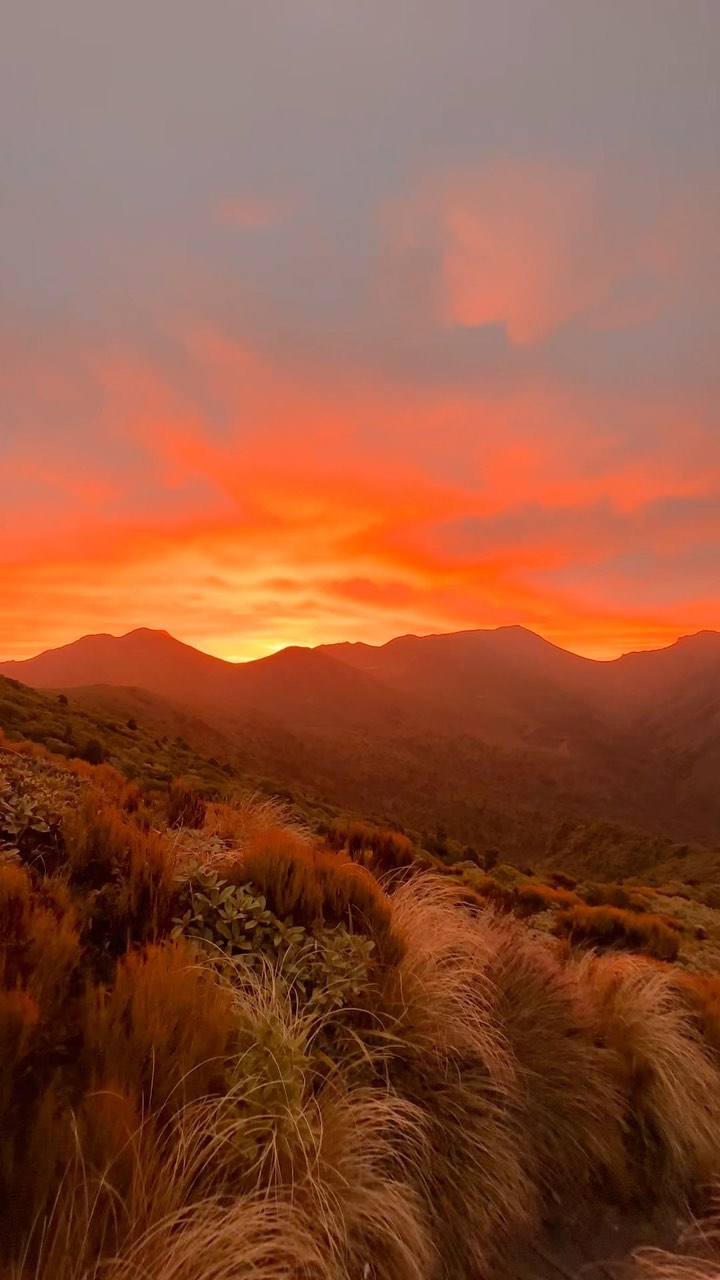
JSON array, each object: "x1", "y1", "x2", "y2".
[
  {"x1": 3, "y1": 623, "x2": 720, "y2": 855},
  {"x1": 3, "y1": 624, "x2": 720, "y2": 746}
]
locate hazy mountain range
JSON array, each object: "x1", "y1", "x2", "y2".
[{"x1": 2, "y1": 625, "x2": 720, "y2": 857}]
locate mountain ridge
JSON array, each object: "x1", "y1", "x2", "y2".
[{"x1": 3, "y1": 623, "x2": 720, "y2": 856}]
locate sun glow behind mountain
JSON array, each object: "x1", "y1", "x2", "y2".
[{"x1": 1, "y1": 4, "x2": 718, "y2": 662}]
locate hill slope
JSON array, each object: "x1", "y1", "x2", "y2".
[{"x1": 3, "y1": 625, "x2": 720, "y2": 859}]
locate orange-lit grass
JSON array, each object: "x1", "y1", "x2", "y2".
[
  {"x1": 555, "y1": 903, "x2": 681, "y2": 961},
  {"x1": 63, "y1": 791, "x2": 176, "y2": 938},
  {"x1": 203, "y1": 793, "x2": 311, "y2": 847},
  {"x1": 0, "y1": 863, "x2": 81, "y2": 1014},
  {"x1": 365, "y1": 879, "x2": 536, "y2": 1277},
  {"x1": 675, "y1": 971, "x2": 720, "y2": 1058},
  {"x1": 482, "y1": 915, "x2": 628, "y2": 1212},
  {"x1": 7, "y1": 966, "x2": 434, "y2": 1280},
  {"x1": 323, "y1": 820, "x2": 416, "y2": 875},
  {"x1": 631, "y1": 1194, "x2": 720, "y2": 1280},
  {"x1": 82, "y1": 940, "x2": 238, "y2": 1112},
  {"x1": 230, "y1": 827, "x2": 402, "y2": 962},
  {"x1": 580, "y1": 953, "x2": 720, "y2": 1200}
]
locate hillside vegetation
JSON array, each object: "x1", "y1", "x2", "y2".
[
  {"x1": 1, "y1": 723, "x2": 720, "y2": 1280},
  {"x1": 4, "y1": 626, "x2": 720, "y2": 867}
]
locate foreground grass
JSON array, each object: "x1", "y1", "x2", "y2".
[{"x1": 1, "y1": 737, "x2": 720, "y2": 1280}]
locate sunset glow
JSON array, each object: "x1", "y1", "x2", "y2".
[{"x1": 1, "y1": 3, "x2": 718, "y2": 662}]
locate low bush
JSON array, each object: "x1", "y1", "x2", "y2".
[
  {"x1": 63, "y1": 791, "x2": 176, "y2": 942},
  {"x1": 555, "y1": 903, "x2": 681, "y2": 961},
  {"x1": 323, "y1": 820, "x2": 416, "y2": 875},
  {"x1": 235, "y1": 828, "x2": 402, "y2": 962},
  {"x1": 83, "y1": 939, "x2": 238, "y2": 1111},
  {"x1": 547, "y1": 869, "x2": 577, "y2": 890},
  {"x1": 513, "y1": 882, "x2": 580, "y2": 916},
  {"x1": 581, "y1": 881, "x2": 652, "y2": 913}
]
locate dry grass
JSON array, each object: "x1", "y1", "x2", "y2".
[
  {"x1": 580, "y1": 953, "x2": 720, "y2": 1200},
  {"x1": 365, "y1": 879, "x2": 537, "y2": 1277},
  {"x1": 556, "y1": 903, "x2": 682, "y2": 961},
  {"x1": 0, "y1": 863, "x2": 80, "y2": 1015},
  {"x1": 62, "y1": 792, "x2": 176, "y2": 939},
  {"x1": 203, "y1": 794, "x2": 311, "y2": 849},
  {"x1": 82, "y1": 940, "x2": 238, "y2": 1111},
  {"x1": 482, "y1": 916, "x2": 629, "y2": 1211},
  {"x1": 9, "y1": 971, "x2": 434, "y2": 1280},
  {"x1": 237, "y1": 829, "x2": 401, "y2": 960},
  {"x1": 676, "y1": 972, "x2": 720, "y2": 1058}
]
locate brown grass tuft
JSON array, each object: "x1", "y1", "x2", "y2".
[
  {"x1": 482, "y1": 916, "x2": 629, "y2": 1211},
  {"x1": 83, "y1": 940, "x2": 237, "y2": 1112},
  {"x1": 582, "y1": 953, "x2": 720, "y2": 1200},
  {"x1": 234, "y1": 828, "x2": 402, "y2": 961},
  {"x1": 368, "y1": 878, "x2": 536, "y2": 1276},
  {"x1": 556, "y1": 902, "x2": 682, "y2": 961}
]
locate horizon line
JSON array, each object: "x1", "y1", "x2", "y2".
[{"x1": 2, "y1": 622, "x2": 719, "y2": 669}]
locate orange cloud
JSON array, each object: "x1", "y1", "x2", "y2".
[
  {"x1": 1, "y1": 250, "x2": 718, "y2": 663},
  {"x1": 385, "y1": 163, "x2": 719, "y2": 344}
]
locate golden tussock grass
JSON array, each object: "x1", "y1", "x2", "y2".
[
  {"x1": 676, "y1": 971, "x2": 720, "y2": 1058},
  {"x1": 203, "y1": 794, "x2": 311, "y2": 848},
  {"x1": 9, "y1": 976, "x2": 433, "y2": 1280},
  {"x1": 63, "y1": 792, "x2": 176, "y2": 938},
  {"x1": 0, "y1": 863, "x2": 80, "y2": 1015},
  {"x1": 237, "y1": 828, "x2": 401, "y2": 959},
  {"x1": 82, "y1": 940, "x2": 238, "y2": 1112},
  {"x1": 481, "y1": 915, "x2": 629, "y2": 1210},
  {"x1": 366, "y1": 879, "x2": 537, "y2": 1276},
  {"x1": 556, "y1": 903, "x2": 682, "y2": 961},
  {"x1": 4, "y1": 734, "x2": 720, "y2": 1280},
  {"x1": 578, "y1": 952, "x2": 720, "y2": 1200}
]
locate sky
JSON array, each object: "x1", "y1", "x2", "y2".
[{"x1": 1, "y1": 1, "x2": 719, "y2": 662}]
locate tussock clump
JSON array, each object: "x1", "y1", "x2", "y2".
[
  {"x1": 675, "y1": 971, "x2": 720, "y2": 1059},
  {"x1": 323, "y1": 820, "x2": 416, "y2": 876},
  {"x1": 203, "y1": 793, "x2": 311, "y2": 849},
  {"x1": 369, "y1": 878, "x2": 536, "y2": 1276},
  {"x1": 582, "y1": 953, "x2": 720, "y2": 1200},
  {"x1": 100, "y1": 1197, "x2": 331, "y2": 1280},
  {"x1": 482, "y1": 916, "x2": 628, "y2": 1211},
  {"x1": 167, "y1": 781, "x2": 207, "y2": 829},
  {"x1": 13, "y1": 979, "x2": 432, "y2": 1280},
  {"x1": 237, "y1": 829, "x2": 401, "y2": 962},
  {"x1": 296, "y1": 1085, "x2": 434, "y2": 1280},
  {"x1": 0, "y1": 863, "x2": 81, "y2": 1011},
  {"x1": 556, "y1": 902, "x2": 681, "y2": 961},
  {"x1": 83, "y1": 940, "x2": 237, "y2": 1111},
  {"x1": 63, "y1": 792, "x2": 176, "y2": 941}
]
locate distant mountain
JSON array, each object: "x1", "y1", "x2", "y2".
[
  {"x1": 319, "y1": 626, "x2": 607, "y2": 747},
  {"x1": 0, "y1": 629, "x2": 231, "y2": 699},
  {"x1": 3, "y1": 624, "x2": 720, "y2": 856},
  {"x1": 0, "y1": 628, "x2": 422, "y2": 732},
  {"x1": 609, "y1": 630, "x2": 720, "y2": 704},
  {"x1": 4, "y1": 624, "x2": 720, "y2": 745}
]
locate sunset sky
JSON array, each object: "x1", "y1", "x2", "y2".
[{"x1": 2, "y1": 1, "x2": 719, "y2": 661}]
